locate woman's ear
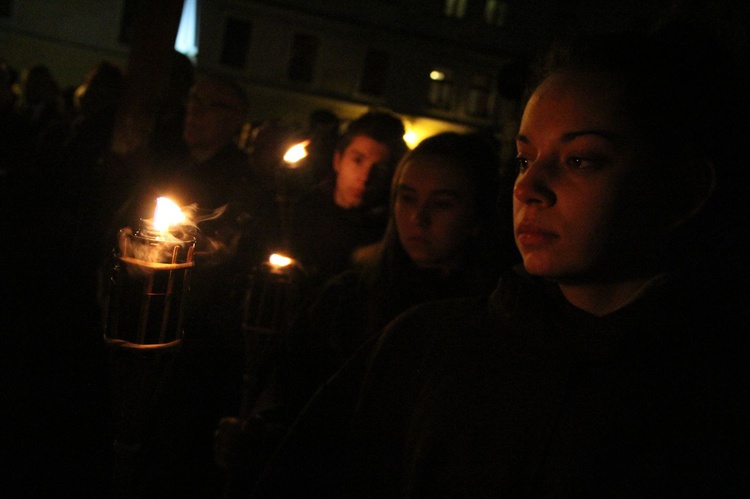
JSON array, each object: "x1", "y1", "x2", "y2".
[{"x1": 670, "y1": 158, "x2": 716, "y2": 230}]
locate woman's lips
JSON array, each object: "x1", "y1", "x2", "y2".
[{"x1": 515, "y1": 222, "x2": 558, "y2": 246}]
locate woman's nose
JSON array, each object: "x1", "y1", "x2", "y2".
[
  {"x1": 513, "y1": 159, "x2": 556, "y2": 207},
  {"x1": 415, "y1": 204, "x2": 430, "y2": 227}
]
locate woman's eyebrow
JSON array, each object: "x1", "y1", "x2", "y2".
[
  {"x1": 395, "y1": 183, "x2": 416, "y2": 192},
  {"x1": 560, "y1": 130, "x2": 622, "y2": 143},
  {"x1": 430, "y1": 189, "x2": 462, "y2": 198},
  {"x1": 396, "y1": 184, "x2": 461, "y2": 198},
  {"x1": 516, "y1": 130, "x2": 622, "y2": 144}
]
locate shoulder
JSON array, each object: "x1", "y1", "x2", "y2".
[
  {"x1": 387, "y1": 295, "x2": 488, "y2": 334},
  {"x1": 367, "y1": 295, "x2": 491, "y2": 373},
  {"x1": 366, "y1": 267, "x2": 546, "y2": 369}
]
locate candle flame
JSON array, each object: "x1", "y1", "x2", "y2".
[
  {"x1": 269, "y1": 253, "x2": 293, "y2": 268},
  {"x1": 283, "y1": 140, "x2": 310, "y2": 165},
  {"x1": 153, "y1": 197, "x2": 186, "y2": 232}
]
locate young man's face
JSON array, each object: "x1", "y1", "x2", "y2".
[
  {"x1": 513, "y1": 70, "x2": 665, "y2": 284},
  {"x1": 333, "y1": 135, "x2": 391, "y2": 208}
]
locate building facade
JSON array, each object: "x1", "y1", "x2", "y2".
[{"x1": 1, "y1": 0, "x2": 671, "y2": 151}]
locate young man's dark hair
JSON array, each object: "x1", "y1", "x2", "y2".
[{"x1": 335, "y1": 111, "x2": 407, "y2": 163}]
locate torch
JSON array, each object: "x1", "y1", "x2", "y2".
[
  {"x1": 102, "y1": 197, "x2": 196, "y2": 495},
  {"x1": 103, "y1": 196, "x2": 196, "y2": 349},
  {"x1": 238, "y1": 252, "x2": 306, "y2": 416},
  {"x1": 237, "y1": 139, "x2": 308, "y2": 414},
  {"x1": 277, "y1": 140, "x2": 309, "y2": 247}
]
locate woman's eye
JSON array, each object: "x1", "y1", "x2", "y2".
[
  {"x1": 565, "y1": 156, "x2": 597, "y2": 170},
  {"x1": 396, "y1": 192, "x2": 416, "y2": 205},
  {"x1": 433, "y1": 199, "x2": 455, "y2": 210},
  {"x1": 516, "y1": 156, "x2": 529, "y2": 172}
]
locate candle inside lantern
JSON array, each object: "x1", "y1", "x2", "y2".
[
  {"x1": 283, "y1": 140, "x2": 310, "y2": 166},
  {"x1": 119, "y1": 197, "x2": 196, "y2": 263},
  {"x1": 153, "y1": 196, "x2": 187, "y2": 236},
  {"x1": 269, "y1": 252, "x2": 293, "y2": 269},
  {"x1": 104, "y1": 196, "x2": 197, "y2": 348}
]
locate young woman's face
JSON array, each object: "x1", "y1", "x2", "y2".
[
  {"x1": 514, "y1": 70, "x2": 664, "y2": 284},
  {"x1": 394, "y1": 155, "x2": 478, "y2": 270}
]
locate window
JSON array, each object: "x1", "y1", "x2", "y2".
[
  {"x1": 359, "y1": 49, "x2": 389, "y2": 97},
  {"x1": 175, "y1": 0, "x2": 199, "y2": 59},
  {"x1": 220, "y1": 18, "x2": 252, "y2": 68},
  {"x1": 466, "y1": 72, "x2": 494, "y2": 117},
  {"x1": 444, "y1": 0, "x2": 468, "y2": 19},
  {"x1": 427, "y1": 68, "x2": 454, "y2": 110},
  {"x1": 287, "y1": 33, "x2": 319, "y2": 83},
  {"x1": 484, "y1": 0, "x2": 508, "y2": 26}
]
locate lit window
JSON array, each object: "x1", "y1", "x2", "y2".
[
  {"x1": 175, "y1": 0, "x2": 199, "y2": 59},
  {"x1": 445, "y1": 0, "x2": 467, "y2": 19},
  {"x1": 430, "y1": 70, "x2": 446, "y2": 81},
  {"x1": 466, "y1": 72, "x2": 494, "y2": 117},
  {"x1": 484, "y1": 0, "x2": 508, "y2": 26},
  {"x1": 428, "y1": 67, "x2": 454, "y2": 110}
]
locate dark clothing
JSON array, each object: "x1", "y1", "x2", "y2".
[
  {"x1": 0, "y1": 102, "x2": 33, "y2": 177},
  {"x1": 278, "y1": 264, "x2": 496, "y2": 419},
  {"x1": 251, "y1": 265, "x2": 749, "y2": 497},
  {"x1": 285, "y1": 180, "x2": 387, "y2": 288},
  {"x1": 246, "y1": 263, "x2": 500, "y2": 498},
  {"x1": 1, "y1": 111, "x2": 114, "y2": 498},
  {"x1": 348, "y1": 266, "x2": 750, "y2": 497}
]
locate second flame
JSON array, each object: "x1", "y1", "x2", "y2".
[{"x1": 283, "y1": 140, "x2": 310, "y2": 166}]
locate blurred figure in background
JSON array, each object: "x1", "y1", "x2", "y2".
[
  {"x1": 15, "y1": 64, "x2": 61, "y2": 142},
  {"x1": 285, "y1": 110, "x2": 408, "y2": 291},
  {"x1": 0, "y1": 60, "x2": 31, "y2": 182},
  {"x1": 149, "y1": 50, "x2": 195, "y2": 159},
  {"x1": 244, "y1": 118, "x2": 298, "y2": 197},
  {"x1": 301, "y1": 108, "x2": 341, "y2": 186}
]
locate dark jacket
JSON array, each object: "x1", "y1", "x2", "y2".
[
  {"x1": 245, "y1": 262, "x2": 501, "y2": 498},
  {"x1": 286, "y1": 180, "x2": 387, "y2": 288},
  {"x1": 351, "y1": 266, "x2": 750, "y2": 497}
]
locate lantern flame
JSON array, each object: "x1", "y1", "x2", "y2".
[
  {"x1": 269, "y1": 253, "x2": 293, "y2": 268},
  {"x1": 283, "y1": 140, "x2": 310, "y2": 166},
  {"x1": 153, "y1": 196, "x2": 186, "y2": 233}
]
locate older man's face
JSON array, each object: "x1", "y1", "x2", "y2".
[{"x1": 183, "y1": 79, "x2": 245, "y2": 154}]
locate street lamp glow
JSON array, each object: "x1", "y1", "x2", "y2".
[{"x1": 430, "y1": 70, "x2": 445, "y2": 81}]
